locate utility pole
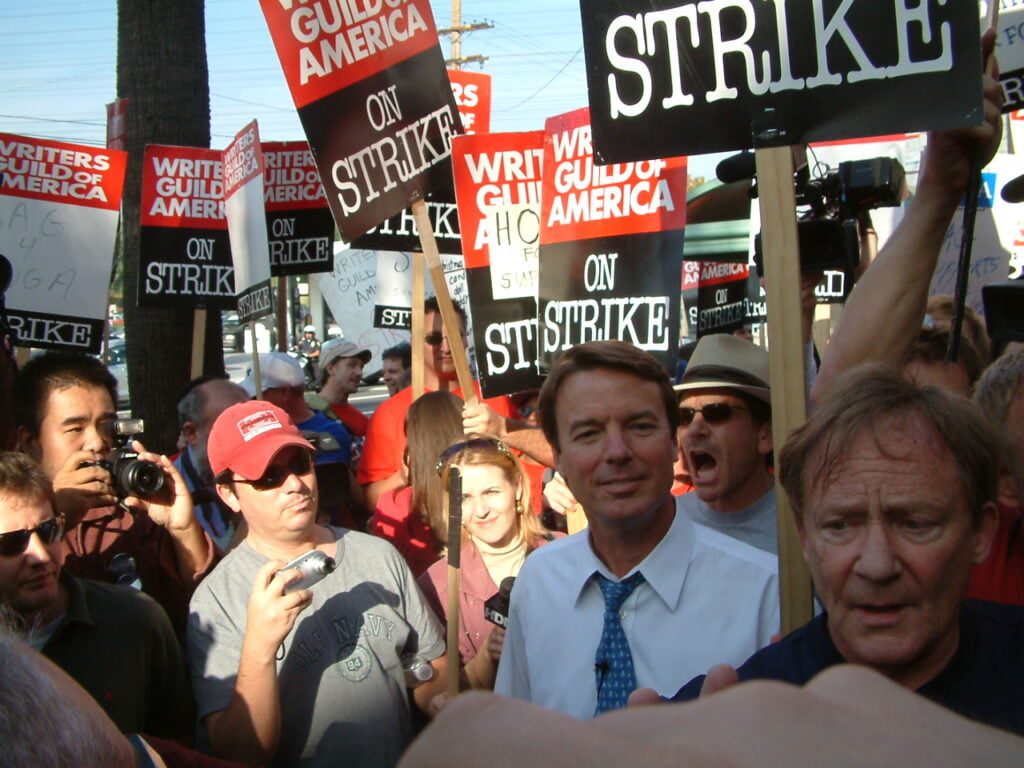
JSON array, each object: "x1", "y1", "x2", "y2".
[{"x1": 439, "y1": 0, "x2": 491, "y2": 69}]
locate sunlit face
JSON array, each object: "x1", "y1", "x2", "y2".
[
  {"x1": 800, "y1": 416, "x2": 996, "y2": 688},
  {"x1": 217, "y1": 446, "x2": 318, "y2": 546},
  {"x1": 381, "y1": 359, "x2": 406, "y2": 395},
  {"x1": 424, "y1": 311, "x2": 463, "y2": 381},
  {"x1": 679, "y1": 390, "x2": 773, "y2": 513},
  {"x1": 327, "y1": 356, "x2": 365, "y2": 396},
  {"x1": 21, "y1": 385, "x2": 116, "y2": 478},
  {"x1": 458, "y1": 463, "x2": 520, "y2": 549},
  {"x1": 554, "y1": 368, "x2": 676, "y2": 536},
  {"x1": 0, "y1": 494, "x2": 64, "y2": 623}
]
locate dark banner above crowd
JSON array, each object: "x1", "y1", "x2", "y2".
[
  {"x1": 579, "y1": 0, "x2": 983, "y2": 162},
  {"x1": 263, "y1": 140, "x2": 335, "y2": 277},
  {"x1": 223, "y1": 122, "x2": 273, "y2": 324},
  {"x1": 260, "y1": 0, "x2": 462, "y2": 242},
  {"x1": 537, "y1": 108, "x2": 687, "y2": 375},
  {"x1": 139, "y1": 144, "x2": 235, "y2": 310},
  {"x1": 453, "y1": 130, "x2": 546, "y2": 398},
  {"x1": 1, "y1": 133, "x2": 127, "y2": 353}
]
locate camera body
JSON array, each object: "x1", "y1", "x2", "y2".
[
  {"x1": 747, "y1": 156, "x2": 906, "y2": 277},
  {"x1": 81, "y1": 418, "x2": 164, "y2": 500},
  {"x1": 277, "y1": 549, "x2": 336, "y2": 594}
]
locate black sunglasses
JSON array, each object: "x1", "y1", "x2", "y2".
[
  {"x1": 424, "y1": 332, "x2": 447, "y2": 346},
  {"x1": 233, "y1": 451, "x2": 314, "y2": 491},
  {"x1": 436, "y1": 438, "x2": 513, "y2": 476},
  {"x1": 678, "y1": 402, "x2": 750, "y2": 427},
  {"x1": 0, "y1": 517, "x2": 64, "y2": 557}
]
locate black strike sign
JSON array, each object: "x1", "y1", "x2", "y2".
[
  {"x1": 353, "y1": 200, "x2": 461, "y2": 254},
  {"x1": 581, "y1": 0, "x2": 982, "y2": 161}
]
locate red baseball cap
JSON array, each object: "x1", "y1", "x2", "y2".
[{"x1": 208, "y1": 401, "x2": 313, "y2": 480}]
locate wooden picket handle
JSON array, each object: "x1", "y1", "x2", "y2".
[
  {"x1": 191, "y1": 308, "x2": 206, "y2": 379},
  {"x1": 754, "y1": 145, "x2": 814, "y2": 634},
  {"x1": 249, "y1": 320, "x2": 263, "y2": 400},
  {"x1": 411, "y1": 251, "x2": 425, "y2": 401},
  {"x1": 444, "y1": 466, "x2": 463, "y2": 699},
  {"x1": 410, "y1": 198, "x2": 477, "y2": 406}
]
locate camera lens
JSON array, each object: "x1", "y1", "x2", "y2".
[{"x1": 117, "y1": 459, "x2": 165, "y2": 498}]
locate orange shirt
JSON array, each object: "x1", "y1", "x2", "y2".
[{"x1": 357, "y1": 382, "x2": 518, "y2": 485}]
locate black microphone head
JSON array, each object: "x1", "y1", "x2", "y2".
[
  {"x1": 498, "y1": 576, "x2": 516, "y2": 597},
  {"x1": 716, "y1": 151, "x2": 757, "y2": 184}
]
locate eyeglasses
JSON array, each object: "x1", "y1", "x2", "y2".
[
  {"x1": 436, "y1": 438, "x2": 513, "y2": 476},
  {"x1": 233, "y1": 451, "x2": 314, "y2": 491},
  {"x1": 424, "y1": 332, "x2": 447, "y2": 346},
  {"x1": 0, "y1": 517, "x2": 64, "y2": 557},
  {"x1": 678, "y1": 402, "x2": 750, "y2": 427}
]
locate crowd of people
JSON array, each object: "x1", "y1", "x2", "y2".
[{"x1": 1, "y1": 33, "x2": 1024, "y2": 768}]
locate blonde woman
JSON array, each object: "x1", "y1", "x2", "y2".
[{"x1": 418, "y1": 436, "x2": 555, "y2": 690}]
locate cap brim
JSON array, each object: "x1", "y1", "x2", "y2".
[
  {"x1": 1003, "y1": 174, "x2": 1024, "y2": 203},
  {"x1": 230, "y1": 433, "x2": 315, "y2": 480},
  {"x1": 674, "y1": 379, "x2": 772, "y2": 404}
]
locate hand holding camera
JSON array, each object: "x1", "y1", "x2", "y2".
[{"x1": 246, "y1": 559, "x2": 316, "y2": 660}]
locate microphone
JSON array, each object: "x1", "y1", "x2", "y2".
[
  {"x1": 715, "y1": 151, "x2": 757, "y2": 184},
  {"x1": 483, "y1": 576, "x2": 515, "y2": 628}
]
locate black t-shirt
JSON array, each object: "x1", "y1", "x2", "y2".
[{"x1": 673, "y1": 600, "x2": 1024, "y2": 736}]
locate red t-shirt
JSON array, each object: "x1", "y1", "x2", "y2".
[
  {"x1": 357, "y1": 382, "x2": 518, "y2": 485},
  {"x1": 367, "y1": 485, "x2": 439, "y2": 577},
  {"x1": 968, "y1": 500, "x2": 1024, "y2": 606},
  {"x1": 329, "y1": 402, "x2": 369, "y2": 438}
]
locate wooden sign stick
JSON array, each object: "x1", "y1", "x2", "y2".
[
  {"x1": 412, "y1": 250, "x2": 425, "y2": 400},
  {"x1": 445, "y1": 466, "x2": 463, "y2": 698},
  {"x1": 411, "y1": 198, "x2": 477, "y2": 405},
  {"x1": 249, "y1": 320, "x2": 263, "y2": 400},
  {"x1": 754, "y1": 144, "x2": 814, "y2": 633},
  {"x1": 190, "y1": 308, "x2": 207, "y2": 380}
]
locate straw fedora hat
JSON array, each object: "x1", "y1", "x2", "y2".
[{"x1": 674, "y1": 334, "x2": 771, "y2": 404}]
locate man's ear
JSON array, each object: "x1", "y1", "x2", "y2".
[
  {"x1": 181, "y1": 421, "x2": 200, "y2": 448},
  {"x1": 16, "y1": 426, "x2": 41, "y2": 460},
  {"x1": 971, "y1": 501, "x2": 1000, "y2": 565},
  {"x1": 758, "y1": 420, "x2": 774, "y2": 456},
  {"x1": 216, "y1": 482, "x2": 242, "y2": 514}
]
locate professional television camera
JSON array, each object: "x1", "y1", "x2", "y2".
[{"x1": 719, "y1": 150, "x2": 906, "y2": 276}]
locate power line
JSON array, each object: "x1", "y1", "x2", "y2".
[{"x1": 498, "y1": 46, "x2": 583, "y2": 112}]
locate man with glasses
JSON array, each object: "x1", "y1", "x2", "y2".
[
  {"x1": 0, "y1": 451, "x2": 193, "y2": 740},
  {"x1": 359, "y1": 297, "x2": 519, "y2": 509},
  {"x1": 188, "y1": 400, "x2": 446, "y2": 767},
  {"x1": 494, "y1": 341, "x2": 778, "y2": 718},
  {"x1": 675, "y1": 335, "x2": 778, "y2": 554}
]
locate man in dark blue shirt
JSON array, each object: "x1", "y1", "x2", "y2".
[{"x1": 672, "y1": 367, "x2": 1024, "y2": 736}]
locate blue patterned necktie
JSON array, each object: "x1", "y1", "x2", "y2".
[{"x1": 593, "y1": 571, "x2": 646, "y2": 715}]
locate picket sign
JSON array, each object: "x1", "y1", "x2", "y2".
[
  {"x1": 411, "y1": 251, "x2": 425, "y2": 400},
  {"x1": 754, "y1": 146, "x2": 813, "y2": 632}
]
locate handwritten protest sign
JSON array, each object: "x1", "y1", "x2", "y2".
[
  {"x1": 538, "y1": 108, "x2": 687, "y2": 374},
  {"x1": 449, "y1": 69, "x2": 491, "y2": 135},
  {"x1": 453, "y1": 131, "x2": 545, "y2": 396},
  {"x1": 580, "y1": 0, "x2": 982, "y2": 161},
  {"x1": 315, "y1": 246, "x2": 409, "y2": 375},
  {"x1": 261, "y1": 0, "x2": 461, "y2": 242},
  {"x1": 139, "y1": 145, "x2": 235, "y2": 310},
  {"x1": 263, "y1": 140, "x2": 334, "y2": 276},
  {"x1": 989, "y1": 1, "x2": 1024, "y2": 112},
  {"x1": 223, "y1": 122, "x2": 272, "y2": 323},
  {"x1": 0, "y1": 133, "x2": 126, "y2": 352},
  {"x1": 929, "y1": 153, "x2": 1019, "y2": 314}
]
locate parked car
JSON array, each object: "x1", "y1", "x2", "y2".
[{"x1": 102, "y1": 340, "x2": 131, "y2": 410}]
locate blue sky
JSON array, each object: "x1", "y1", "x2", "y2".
[{"x1": 0, "y1": 2, "x2": 723, "y2": 179}]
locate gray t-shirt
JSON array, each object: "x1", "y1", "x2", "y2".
[
  {"x1": 187, "y1": 527, "x2": 445, "y2": 768},
  {"x1": 676, "y1": 487, "x2": 778, "y2": 554}
]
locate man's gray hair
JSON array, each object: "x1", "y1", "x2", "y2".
[{"x1": 0, "y1": 617, "x2": 135, "y2": 767}]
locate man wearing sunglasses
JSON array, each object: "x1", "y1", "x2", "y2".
[
  {"x1": 188, "y1": 400, "x2": 446, "y2": 767},
  {"x1": 0, "y1": 451, "x2": 193, "y2": 740},
  {"x1": 13, "y1": 351, "x2": 214, "y2": 635},
  {"x1": 675, "y1": 335, "x2": 778, "y2": 554},
  {"x1": 359, "y1": 297, "x2": 520, "y2": 509}
]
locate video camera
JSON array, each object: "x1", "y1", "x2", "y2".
[
  {"x1": 80, "y1": 418, "x2": 165, "y2": 500},
  {"x1": 719, "y1": 150, "x2": 906, "y2": 276}
]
